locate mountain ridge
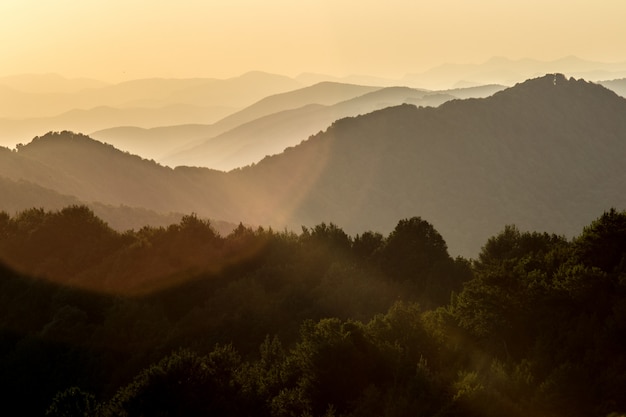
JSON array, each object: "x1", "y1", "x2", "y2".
[
  {"x1": 2, "y1": 74, "x2": 625, "y2": 257},
  {"x1": 94, "y1": 83, "x2": 506, "y2": 167}
]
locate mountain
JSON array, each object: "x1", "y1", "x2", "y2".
[
  {"x1": 0, "y1": 133, "x2": 202, "y2": 212},
  {"x1": 162, "y1": 71, "x2": 303, "y2": 108},
  {"x1": 0, "y1": 104, "x2": 236, "y2": 149},
  {"x1": 2, "y1": 75, "x2": 625, "y2": 257},
  {"x1": 211, "y1": 81, "x2": 381, "y2": 131},
  {"x1": 88, "y1": 124, "x2": 218, "y2": 162},
  {"x1": 0, "y1": 175, "x2": 194, "y2": 233},
  {"x1": 162, "y1": 86, "x2": 456, "y2": 170},
  {"x1": 0, "y1": 72, "x2": 303, "y2": 148},
  {"x1": 93, "y1": 83, "x2": 505, "y2": 167},
  {"x1": 439, "y1": 84, "x2": 506, "y2": 99},
  {"x1": 91, "y1": 82, "x2": 382, "y2": 161},
  {"x1": 0, "y1": 78, "x2": 212, "y2": 120},
  {"x1": 599, "y1": 78, "x2": 626, "y2": 98},
  {"x1": 0, "y1": 175, "x2": 80, "y2": 212},
  {"x1": 237, "y1": 74, "x2": 626, "y2": 256},
  {"x1": 295, "y1": 72, "x2": 405, "y2": 87},
  {"x1": 405, "y1": 56, "x2": 626, "y2": 89}
]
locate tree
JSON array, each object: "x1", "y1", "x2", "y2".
[
  {"x1": 45, "y1": 387, "x2": 96, "y2": 417},
  {"x1": 380, "y1": 217, "x2": 450, "y2": 282},
  {"x1": 102, "y1": 347, "x2": 254, "y2": 417},
  {"x1": 352, "y1": 231, "x2": 384, "y2": 260},
  {"x1": 574, "y1": 208, "x2": 626, "y2": 273},
  {"x1": 280, "y1": 319, "x2": 390, "y2": 416},
  {"x1": 379, "y1": 217, "x2": 462, "y2": 306}
]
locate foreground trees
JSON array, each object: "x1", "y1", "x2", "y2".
[{"x1": 0, "y1": 207, "x2": 624, "y2": 416}]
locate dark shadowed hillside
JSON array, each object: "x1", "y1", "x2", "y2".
[
  {"x1": 230, "y1": 74, "x2": 626, "y2": 255},
  {"x1": 0, "y1": 176, "x2": 80, "y2": 211},
  {"x1": 2, "y1": 74, "x2": 625, "y2": 256}
]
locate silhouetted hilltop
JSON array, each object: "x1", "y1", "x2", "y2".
[
  {"x1": 5, "y1": 132, "x2": 214, "y2": 214},
  {"x1": 232, "y1": 74, "x2": 626, "y2": 255},
  {"x1": 404, "y1": 56, "x2": 626, "y2": 89},
  {"x1": 215, "y1": 81, "x2": 381, "y2": 127}
]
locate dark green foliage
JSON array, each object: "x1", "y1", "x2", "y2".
[
  {"x1": 380, "y1": 217, "x2": 466, "y2": 307},
  {"x1": 100, "y1": 347, "x2": 254, "y2": 417},
  {"x1": 1, "y1": 206, "x2": 625, "y2": 416},
  {"x1": 352, "y1": 230, "x2": 384, "y2": 260},
  {"x1": 381, "y1": 217, "x2": 450, "y2": 279},
  {"x1": 449, "y1": 211, "x2": 626, "y2": 416},
  {"x1": 574, "y1": 208, "x2": 626, "y2": 273},
  {"x1": 46, "y1": 387, "x2": 96, "y2": 417}
]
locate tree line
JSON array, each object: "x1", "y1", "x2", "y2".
[{"x1": 0, "y1": 206, "x2": 624, "y2": 416}]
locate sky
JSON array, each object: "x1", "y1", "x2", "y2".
[{"x1": 1, "y1": 0, "x2": 626, "y2": 82}]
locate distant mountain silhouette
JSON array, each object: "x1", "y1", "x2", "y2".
[
  {"x1": 404, "y1": 56, "x2": 626, "y2": 89},
  {"x1": 2, "y1": 75, "x2": 625, "y2": 256},
  {"x1": 295, "y1": 72, "x2": 407, "y2": 87},
  {"x1": 0, "y1": 72, "x2": 302, "y2": 148},
  {"x1": 92, "y1": 82, "x2": 382, "y2": 161},
  {"x1": 162, "y1": 86, "x2": 457, "y2": 170},
  {"x1": 0, "y1": 104, "x2": 236, "y2": 149},
  {"x1": 95, "y1": 83, "x2": 505, "y2": 168},
  {"x1": 0, "y1": 172, "x2": 210, "y2": 233},
  {"x1": 0, "y1": 175, "x2": 80, "y2": 211},
  {"x1": 599, "y1": 78, "x2": 626, "y2": 98},
  {"x1": 239, "y1": 74, "x2": 626, "y2": 256}
]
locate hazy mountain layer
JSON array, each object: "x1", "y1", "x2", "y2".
[
  {"x1": 240, "y1": 74, "x2": 626, "y2": 256},
  {"x1": 599, "y1": 78, "x2": 626, "y2": 98},
  {"x1": 405, "y1": 56, "x2": 626, "y2": 89},
  {"x1": 162, "y1": 87, "x2": 456, "y2": 170},
  {"x1": 0, "y1": 104, "x2": 236, "y2": 149},
  {"x1": 91, "y1": 82, "x2": 382, "y2": 161},
  {"x1": 2, "y1": 74, "x2": 625, "y2": 257},
  {"x1": 0, "y1": 72, "x2": 303, "y2": 148},
  {"x1": 95, "y1": 83, "x2": 505, "y2": 168}
]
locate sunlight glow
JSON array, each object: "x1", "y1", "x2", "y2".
[{"x1": 1, "y1": 0, "x2": 625, "y2": 81}]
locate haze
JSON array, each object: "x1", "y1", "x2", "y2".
[{"x1": 2, "y1": 0, "x2": 626, "y2": 82}]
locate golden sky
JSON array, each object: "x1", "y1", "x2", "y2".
[{"x1": 1, "y1": 0, "x2": 625, "y2": 82}]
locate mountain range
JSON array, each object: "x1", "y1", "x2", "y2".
[
  {"x1": 404, "y1": 56, "x2": 626, "y2": 89},
  {"x1": 93, "y1": 83, "x2": 504, "y2": 168},
  {"x1": 0, "y1": 72, "x2": 302, "y2": 147},
  {"x1": 4, "y1": 56, "x2": 626, "y2": 157},
  {"x1": 1, "y1": 74, "x2": 625, "y2": 257}
]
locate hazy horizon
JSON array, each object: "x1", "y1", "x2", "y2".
[
  {"x1": 2, "y1": 0, "x2": 626, "y2": 83},
  {"x1": 3, "y1": 0, "x2": 626, "y2": 158},
  {"x1": 3, "y1": 54, "x2": 626, "y2": 84}
]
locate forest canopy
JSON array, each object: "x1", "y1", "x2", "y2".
[{"x1": 0, "y1": 206, "x2": 624, "y2": 416}]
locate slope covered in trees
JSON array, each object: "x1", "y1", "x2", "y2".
[
  {"x1": 0, "y1": 207, "x2": 625, "y2": 416},
  {"x1": 231, "y1": 74, "x2": 626, "y2": 255}
]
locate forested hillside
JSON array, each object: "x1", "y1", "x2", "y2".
[
  {"x1": 0, "y1": 206, "x2": 625, "y2": 416},
  {"x1": 2, "y1": 75, "x2": 625, "y2": 257}
]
